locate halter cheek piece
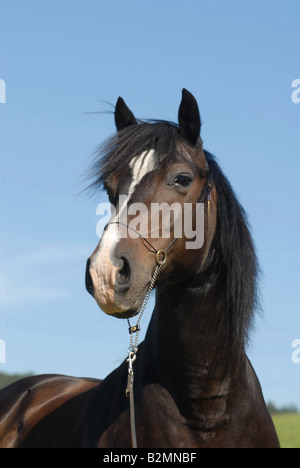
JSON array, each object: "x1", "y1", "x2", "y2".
[{"x1": 104, "y1": 171, "x2": 213, "y2": 448}]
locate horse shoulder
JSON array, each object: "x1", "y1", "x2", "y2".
[{"x1": 0, "y1": 374, "x2": 100, "y2": 448}]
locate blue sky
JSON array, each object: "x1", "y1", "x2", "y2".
[{"x1": 0, "y1": 0, "x2": 299, "y2": 408}]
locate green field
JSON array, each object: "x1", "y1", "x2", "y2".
[{"x1": 272, "y1": 414, "x2": 300, "y2": 448}]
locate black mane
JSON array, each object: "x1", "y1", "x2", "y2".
[
  {"x1": 88, "y1": 121, "x2": 259, "y2": 356},
  {"x1": 203, "y1": 150, "x2": 259, "y2": 358}
]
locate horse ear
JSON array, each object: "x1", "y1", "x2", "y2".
[
  {"x1": 115, "y1": 97, "x2": 138, "y2": 131},
  {"x1": 178, "y1": 89, "x2": 201, "y2": 145}
]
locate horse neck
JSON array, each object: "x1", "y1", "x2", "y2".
[{"x1": 142, "y1": 270, "x2": 246, "y2": 423}]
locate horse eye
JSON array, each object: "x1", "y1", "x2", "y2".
[{"x1": 174, "y1": 175, "x2": 192, "y2": 187}]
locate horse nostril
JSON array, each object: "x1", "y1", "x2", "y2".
[
  {"x1": 85, "y1": 258, "x2": 94, "y2": 297},
  {"x1": 116, "y1": 256, "x2": 132, "y2": 287}
]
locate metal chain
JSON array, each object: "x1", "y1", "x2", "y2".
[
  {"x1": 125, "y1": 260, "x2": 164, "y2": 449},
  {"x1": 127, "y1": 262, "x2": 163, "y2": 353}
]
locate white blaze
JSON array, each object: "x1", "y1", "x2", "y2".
[
  {"x1": 91, "y1": 149, "x2": 156, "y2": 273},
  {"x1": 127, "y1": 149, "x2": 156, "y2": 199}
]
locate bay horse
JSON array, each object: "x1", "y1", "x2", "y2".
[{"x1": 0, "y1": 90, "x2": 279, "y2": 448}]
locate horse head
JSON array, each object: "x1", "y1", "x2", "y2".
[{"x1": 85, "y1": 90, "x2": 217, "y2": 318}]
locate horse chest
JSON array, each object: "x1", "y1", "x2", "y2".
[{"x1": 123, "y1": 385, "x2": 229, "y2": 448}]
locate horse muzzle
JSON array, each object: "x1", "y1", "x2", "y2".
[{"x1": 85, "y1": 241, "x2": 152, "y2": 318}]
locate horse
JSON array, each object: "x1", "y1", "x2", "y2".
[{"x1": 0, "y1": 89, "x2": 280, "y2": 448}]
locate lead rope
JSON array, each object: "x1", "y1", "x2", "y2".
[{"x1": 125, "y1": 252, "x2": 166, "y2": 449}]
